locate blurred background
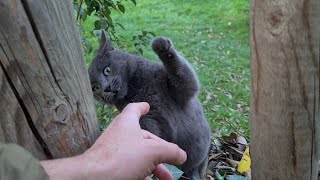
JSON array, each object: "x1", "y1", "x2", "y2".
[{"x1": 73, "y1": 0, "x2": 250, "y2": 139}]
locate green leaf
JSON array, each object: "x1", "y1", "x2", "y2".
[
  {"x1": 80, "y1": 37, "x2": 93, "y2": 54},
  {"x1": 92, "y1": 30, "x2": 102, "y2": 37},
  {"x1": 226, "y1": 175, "x2": 248, "y2": 180},
  {"x1": 99, "y1": 19, "x2": 108, "y2": 29},
  {"x1": 215, "y1": 170, "x2": 224, "y2": 180},
  {"x1": 80, "y1": 11, "x2": 87, "y2": 21},
  {"x1": 116, "y1": 23, "x2": 125, "y2": 30},
  {"x1": 105, "y1": 0, "x2": 115, "y2": 8},
  {"x1": 148, "y1": 31, "x2": 156, "y2": 37},
  {"x1": 72, "y1": 2, "x2": 79, "y2": 11},
  {"x1": 106, "y1": 15, "x2": 113, "y2": 24},
  {"x1": 118, "y1": 4, "x2": 125, "y2": 13},
  {"x1": 104, "y1": 8, "x2": 111, "y2": 16},
  {"x1": 94, "y1": 20, "x2": 101, "y2": 29},
  {"x1": 142, "y1": 30, "x2": 147, "y2": 36},
  {"x1": 78, "y1": 8, "x2": 83, "y2": 15},
  {"x1": 130, "y1": 0, "x2": 137, "y2": 5},
  {"x1": 84, "y1": 0, "x2": 92, "y2": 7},
  {"x1": 163, "y1": 164, "x2": 183, "y2": 180}
]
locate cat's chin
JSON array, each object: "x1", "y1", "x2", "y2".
[
  {"x1": 103, "y1": 92, "x2": 127, "y2": 105},
  {"x1": 115, "y1": 88, "x2": 127, "y2": 99},
  {"x1": 115, "y1": 92, "x2": 126, "y2": 99}
]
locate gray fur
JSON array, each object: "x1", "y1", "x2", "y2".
[{"x1": 88, "y1": 32, "x2": 211, "y2": 179}]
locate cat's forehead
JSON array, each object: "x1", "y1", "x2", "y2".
[
  {"x1": 88, "y1": 56, "x2": 107, "y2": 74},
  {"x1": 93, "y1": 51, "x2": 112, "y2": 64},
  {"x1": 90, "y1": 50, "x2": 132, "y2": 72}
]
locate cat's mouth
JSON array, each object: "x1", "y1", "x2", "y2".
[
  {"x1": 93, "y1": 92, "x2": 115, "y2": 103},
  {"x1": 93, "y1": 89, "x2": 125, "y2": 104}
]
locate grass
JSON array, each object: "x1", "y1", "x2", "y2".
[{"x1": 80, "y1": 0, "x2": 250, "y2": 138}]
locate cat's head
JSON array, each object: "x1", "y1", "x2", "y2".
[{"x1": 88, "y1": 31, "x2": 135, "y2": 104}]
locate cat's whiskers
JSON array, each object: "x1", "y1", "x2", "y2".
[
  {"x1": 93, "y1": 93, "x2": 105, "y2": 102},
  {"x1": 103, "y1": 93, "x2": 109, "y2": 101}
]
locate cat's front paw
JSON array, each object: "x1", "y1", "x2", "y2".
[{"x1": 151, "y1": 37, "x2": 172, "y2": 55}]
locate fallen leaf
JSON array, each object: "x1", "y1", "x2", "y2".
[
  {"x1": 163, "y1": 164, "x2": 183, "y2": 180},
  {"x1": 209, "y1": 152, "x2": 223, "y2": 161},
  {"x1": 215, "y1": 165, "x2": 236, "y2": 172},
  {"x1": 244, "y1": 169, "x2": 251, "y2": 179},
  {"x1": 226, "y1": 158, "x2": 240, "y2": 168},
  {"x1": 203, "y1": 92, "x2": 213, "y2": 104},
  {"x1": 207, "y1": 169, "x2": 214, "y2": 176},
  {"x1": 228, "y1": 146, "x2": 244, "y2": 156},
  {"x1": 236, "y1": 136, "x2": 248, "y2": 152},
  {"x1": 226, "y1": 175, "x2": 248, "y2": 180},
  {"x1": 215, "y1": 170, "x2": 224, "y2": 180},
  {"x1": 236, "y1": 136, "x2": 248, "y2": 145},
  {"x1": 237, "y1": 147, "x2": 251, "y2": 173}
]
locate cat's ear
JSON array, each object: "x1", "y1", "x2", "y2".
[{"x1": 98, "y1": 30, "x2": 114, "y2": 52}]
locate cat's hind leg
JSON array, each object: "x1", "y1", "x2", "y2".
[{"x1": 180, "y1": 156, "x2": 208, "y2": 180}]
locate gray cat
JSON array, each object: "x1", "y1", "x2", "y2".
[{"x1": 88, "y1": 31, "x2": 211, "y2": 179}]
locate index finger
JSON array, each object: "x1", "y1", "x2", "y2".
[{"x1": 111, "y1": 102, "x2": 150, "y2": 129}]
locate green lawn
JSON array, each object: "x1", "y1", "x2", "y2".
[{"x1": 80, "y1": 0, "x2": 250, "y2": 138}]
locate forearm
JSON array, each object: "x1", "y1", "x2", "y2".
[
  {"x1": 40, "y1": 152, "x2": 116, "y2": 180},
  {"x1": 41, "y1": 155, "x2": 88, "y2": 180}
]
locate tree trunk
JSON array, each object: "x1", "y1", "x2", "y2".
[
  {"x1": 0, "y1": 0, "x2": 100, "y2": 159},
  {"x1": 250, "y1": 0, "x2": 319, "y2": 179}
]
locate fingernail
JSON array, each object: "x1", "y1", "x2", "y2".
[
  {"x1": 179, "y1": 149, "x2": 187, "y2": 164},
  {"x1": 141, "y1": 102, "x2": 150, "y2": 113}
]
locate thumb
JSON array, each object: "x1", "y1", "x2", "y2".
[
  {"x1": 121, "y1": 102, "x2": 150, "y2": 118},
  {"x1": 146, "y1": 140, "x2": 187, "y2": 165},
  {"x1": 109, "y1": 102, "x2": 150, "y2": 133}
]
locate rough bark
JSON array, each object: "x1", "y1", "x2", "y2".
[
  {"x1": 0, "y1": 0, "x2": 100, "y2": 159},
  {"x1": 250, "y1": 0, "x2": 319, "y2": 179}
]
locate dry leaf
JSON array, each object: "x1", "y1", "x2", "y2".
[
  {"x1": 237, "y1": 147, "x2": 251, "y2": 173},
  {"x1": 206, "y1": 175, "x2": 215, "y2": 180},
  {"x1": 209, "y1": 152, "x2": 223, "y2": 161},
  {"x1": 236, "y1": 136, "x2": 248, "y2": 145},
  {"x1": 236, "y1": 136, "x2": 248, "y2": 152},
  {"x1": 228, "y1": 146, "x2": 244, "y2": 155},
  {"x1": 244, "y1": 170, "x2": 251, "y2": 179},
  {"x1": 226, "y1": 158, "x2": 240, "y2": 168}
]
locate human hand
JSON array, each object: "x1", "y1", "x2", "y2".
[
  {"x1": 83, "y1": 102, "x2": 187, "y2": 180},
  {"x1": 42, "y1": 102, "x2": 186, "y2": 180}
]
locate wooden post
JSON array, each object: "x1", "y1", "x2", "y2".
[
  {"x1": 250, "y1": 0, "x2": 319, "y2": 179},
  {"x1": 0, "y1": 0, "x2": 100, "y2": 159}
]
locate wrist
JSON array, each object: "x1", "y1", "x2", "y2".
[
  {"x1": 41, "y1": 155, "x2": 88, "y2": 180},
  {"x1": 82, "y1": 150, "x2": 117, "y2": 180}
]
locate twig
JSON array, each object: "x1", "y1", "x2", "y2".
[{"x1": 76, "y1": 0, "x2": 83, "y2": 21}]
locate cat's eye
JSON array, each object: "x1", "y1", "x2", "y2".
[{"x1": 104, "y1": 67, "x2": 111, "y2": 76}]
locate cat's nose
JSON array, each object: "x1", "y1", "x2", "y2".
[
  {"x1": 104, "y1": 84, "x2": 111, "y2": 92},
  {"x1": 92, "y1": 84, "x2": 101, "y2": 93}
]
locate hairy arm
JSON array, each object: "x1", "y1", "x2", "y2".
[{"x1": 41, "y1": 103, "x2": 186, "y2": 180}]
